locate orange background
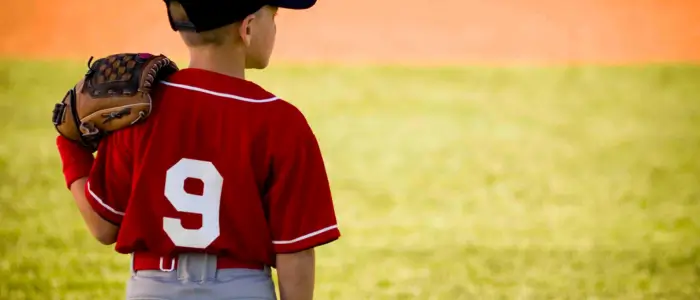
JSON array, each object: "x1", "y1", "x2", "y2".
[{"x1": 2, "y1": 0, "x2": 700, "y2": 64}]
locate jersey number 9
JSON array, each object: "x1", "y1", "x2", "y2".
[{"x1": 163, "y1": 158, "x2": 223, "y2": 249}]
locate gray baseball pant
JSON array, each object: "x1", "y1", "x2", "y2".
[{"x1": 125, "y1": 253, "x2": 277, "y2": 300}]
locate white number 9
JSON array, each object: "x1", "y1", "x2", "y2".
[{"x1": 163, "y1": 158, "x2": 223, "y2": 249}]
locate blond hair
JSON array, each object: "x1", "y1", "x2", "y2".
[{"x1": 168, "y1": 2, "x2": 234, "y2": 47}]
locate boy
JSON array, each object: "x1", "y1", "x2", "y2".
[{"x1": 55, "y1": 1, "x2": 340, "y2": 299}]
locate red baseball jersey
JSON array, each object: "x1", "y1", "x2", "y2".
[{"x1": 84, "y1": 68, "x2": 340, "y2": 266}]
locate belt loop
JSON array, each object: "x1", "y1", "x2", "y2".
[
  {"x1": 159, "y1": 256, "x2": 176, "y2": 272},
  {"x1": 129, "y1": 253, "x2": 135, "y2": 276},
  {"x1": 205, "y1": 253, "x2": 218, "y2": 281},
  {"x1": 177, "y1": 254, "x2": 184, "y2": 280},
  {"x1": 202, "y1": 253, "x2": 208, "y2": 282}
]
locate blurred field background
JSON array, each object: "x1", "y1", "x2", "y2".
[{"x1": 2, "y1": 0, "x2": 700, "y2": 299}]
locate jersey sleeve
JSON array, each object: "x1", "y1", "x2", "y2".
[
  {"x1": 265, "y1": 108, "x2": 341, "y2": 254},
  {"x1": 84, "y1": 132, "x2": 132, "y2": 225}
]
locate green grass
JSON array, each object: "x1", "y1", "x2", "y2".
[{"x1": 0, "y1": 59, "x2": 699, "y2": 299}]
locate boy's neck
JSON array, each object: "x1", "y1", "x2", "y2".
[{"x1": 187, "y1": 46, "x2": 246, "y2": 80}]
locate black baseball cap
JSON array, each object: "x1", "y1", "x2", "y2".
[{"x1": 164, "y1": 0, "x2": 317, "y2": 32}]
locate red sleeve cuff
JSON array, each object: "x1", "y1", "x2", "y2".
[
  {"x1": 56, "y1": 135, "x2": 95, "y2": 189},
  {"x1": 84, "y1": 180, "x2": 124, "y2": 225},
  {"x1": 272, "y1": 225, "x2": 341, "y2": 253}
]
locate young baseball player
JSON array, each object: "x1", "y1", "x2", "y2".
[{"x1": 55, "y1": 0, "x2": 340, "y2": 299}]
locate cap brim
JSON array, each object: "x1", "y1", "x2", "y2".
[{"x1": 270, "y1": 0, "x2": 316, "y2": 9}]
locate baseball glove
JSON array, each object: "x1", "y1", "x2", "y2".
[{"x1": 52, "y1": 53, "x2": 179, "y2": 151}]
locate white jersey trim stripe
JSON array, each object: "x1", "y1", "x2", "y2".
[
  {"x1": 87, "y1": 180, "x2": 126, "y2": 216},
  {"x1": 272, "y1": 225, "x2": 339, "y2": 245},
  {"x1": 161, "y1": 81, "x2": 279, "y2": 103}
]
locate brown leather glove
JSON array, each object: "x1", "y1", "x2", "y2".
[{"x1": 51, "y1": 53, "x2": 179, "y2": 151}]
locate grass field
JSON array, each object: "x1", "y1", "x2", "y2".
[{"x1": 0, "y1": 60, "x2": 699, "y2": 299}]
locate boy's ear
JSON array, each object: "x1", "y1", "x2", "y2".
[{"x1": 238, "y1": 15, "x2": 256, "y2": 46}]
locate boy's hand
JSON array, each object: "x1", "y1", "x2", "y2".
[{"x1": 56, "y1": 135, "x2": 94, "y2": 189}]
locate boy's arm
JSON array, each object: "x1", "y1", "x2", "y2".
[
  {"x1": 56, "y1": 135, "x2": 129, "y2": 244},
  {"x1": 69, "y1": 177, "x2": 118, "y2": 245},
  {"x1": 265, "y1": 104, "x2": 341, "y2": 298},
  {"x1": 276, "y1": 248, "x2": 316, "y2": 300}
]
